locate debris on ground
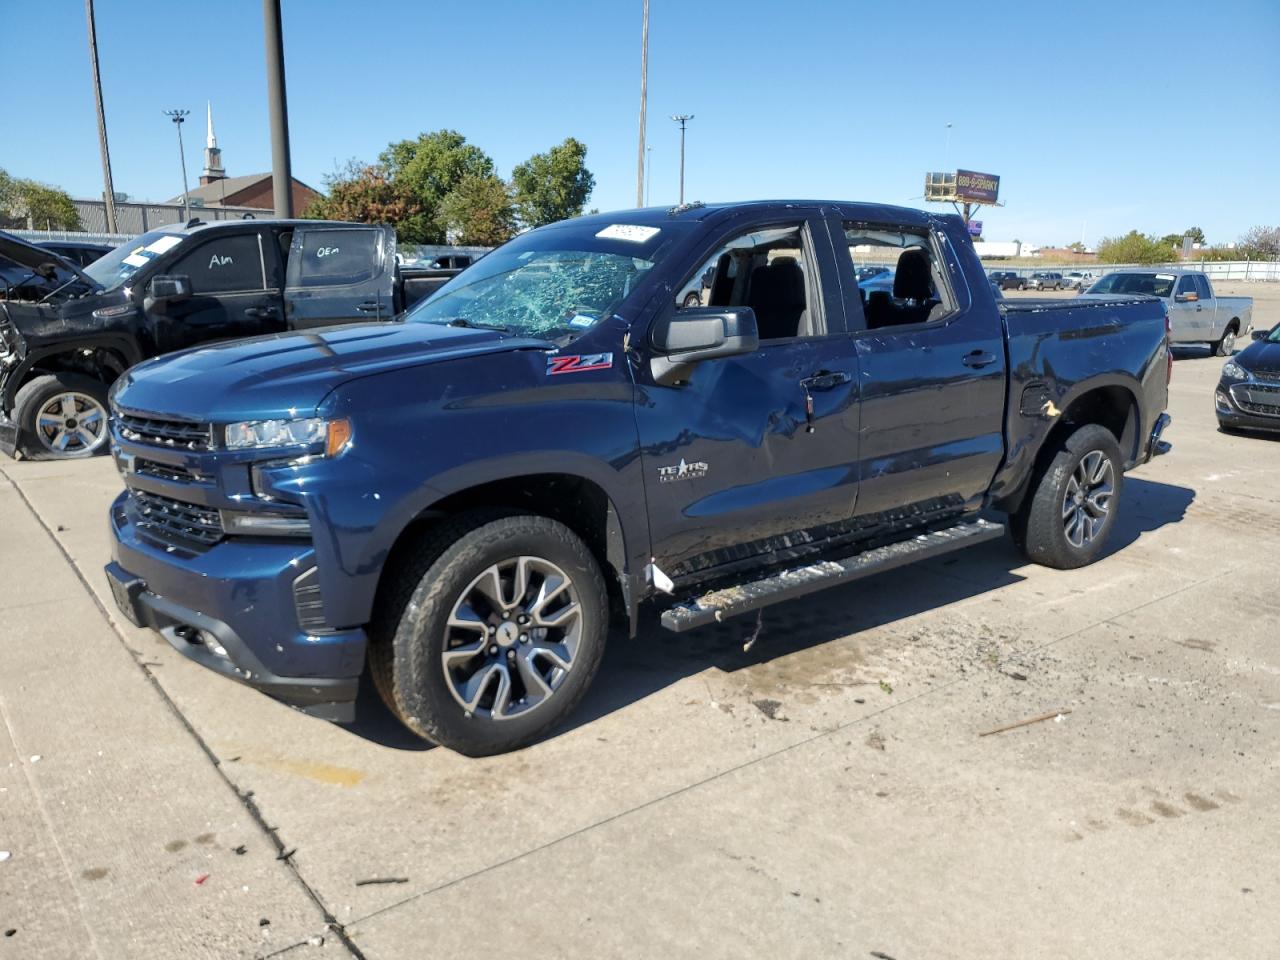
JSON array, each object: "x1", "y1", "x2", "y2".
[
  {"x1": 232, "y1": 845, "x2": 247, "y2": 855},
  {"x1": 355, "y1": 876, "x2": 410, "y2": 886},
  {"x1": 742, "y1": 610, "x2": 765, "y2": 653},
  {"x1": 276, "y1": 848, "x2": 297, "y2": 861},
  {"x1": 194, "y1": 873, "x2": 210, "y2": 886},
  {"x1": 870, "y1": 952, "x2": 897, "y2": 960},
  {"x1": 29, "y1": 755, "x2": 41, "y2": 764},
  {"x1": 259, "y1": 918, "x2": 270, "y2": 927},
  {"x1": 1005, "y1": 671, "x2": 1028, "y2": 681},
  {"x1": 866, "y1": 730, "x2": 887, "y2": 751},
  {"x1": 0, "y1": 851, "x2": 10, "y2": 862},
  {"x1": 878, "y1": 680, "x2": 893, "y2": 695},
  {"x1": 752, "y1": 699, "x2": 788, "y2": 721},
  {"x1": 978, "y1": 709, "x2": 1072, "y2": 738}
]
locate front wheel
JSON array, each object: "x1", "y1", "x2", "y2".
[
  {"x1": 369, "y1": 513, "x2": 608, "y2": 756},
  {"x1": 13, "y1": 373, "x2": 111, "y2": 460},
  {"x1": 1011, "y1": 423, "x2": 1125, "y2": 569},
  {"x1": 1213, "y1": 325, "x2": 1238, "y2": 357}
]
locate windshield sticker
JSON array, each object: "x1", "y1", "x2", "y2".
[
  {"x1": 567, "y1": 314, "x2": 596, "y2": 329},
  {"x1": 547, "y1": 352, "x2": 613, "y2": 375},
  {"x1": 122, "y1": 253, "x2": 150, "y2": 268},
  {"x1": 595, "y1": 224, "x2": 660, "y2": 243},
  {"x1": 145, "y1": 235, "x2": 183, "y2": 255}
]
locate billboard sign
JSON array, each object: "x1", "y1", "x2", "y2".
[
  {"x1": 967, "y1": 220, "x2": 983, "y2": 237},
  {"x1": 955, "y1": 169, "x2": 1000, "y2": 204}
]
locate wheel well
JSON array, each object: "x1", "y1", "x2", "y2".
[
  {"x1": 1003, "y1": 385, "x2": 1140, "y2": 516},
  {"x1": 379, "y1": 473, "x2": 627, "y2": 620},
  {"x1": 26, "y1": 347, "x2": 126, "y2": 389}
]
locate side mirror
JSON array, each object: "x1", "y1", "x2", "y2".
[
  {"x1": 1253, "y1": 329, "x2": 1268, "y2": 341},
  {"x1": 1175, "y1": 291, "x2": 1199, "y2": 303},
  {"x1": 650, "y1": 306, "x2": 759, "y2": 385},
  {"x1": 150, "y1": 275, "x2": 191, "y2": 303}
]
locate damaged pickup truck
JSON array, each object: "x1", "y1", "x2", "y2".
[
  {"x1": 104, "y1": 201, "x2": 1173, "y2": 755},
  {"x1": 0, "y1": 223, "x2": 458, "y2": 459}
]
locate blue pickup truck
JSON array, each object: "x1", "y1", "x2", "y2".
[{"x1": 104, "y1": 201, "x2": 1172, "y2": 755}]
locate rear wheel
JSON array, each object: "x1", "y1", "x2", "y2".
[
  {"x1": 1213, "y1": 323, "x2": 1238, "y2": 357},
  {"x1": 1011, "y1": 423, "x2": 1124, "y2": 570},
  {"x1": 369, "y1": 513, "x2": 608, "y2": 756},
  {"x1": 14, "y1": 373, "x2": 111, "y2": 460}
]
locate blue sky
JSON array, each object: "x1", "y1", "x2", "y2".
[{"x1": 4, "y1": 0, "x2": 1278, "y2": 246}]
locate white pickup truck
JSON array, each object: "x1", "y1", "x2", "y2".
[{"x1": 1080, "y1": 270, "x2": 1252, "y2": 355}]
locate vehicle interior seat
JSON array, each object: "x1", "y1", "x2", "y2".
[
  {"x1": 887, "y1": 247, "x2": 943, "y2": 326},
  {"x1": 747, "y1": 256, "x2": 807, "y2": 338}
]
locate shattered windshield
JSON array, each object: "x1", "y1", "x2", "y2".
[
  {"x1": 405, "y1": 219, "x2": 692, "y2": 339},
  {"x1": 84, "y1": 230, "x2": 185, "y2": 291}
]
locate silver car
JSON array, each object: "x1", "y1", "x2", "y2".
[{"x1": 1079, "y1": 270, "x2": 1252, "y2": 355}]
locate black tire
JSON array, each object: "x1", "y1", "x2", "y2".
[
  {"x1": 13, "y1": 373, "x2": 111, "y2": 460},
  {"x1": 1213, "y1": 323, "x2": 1238, "y2": 357},
  {"x1": 369, "y1": 513, "x2": 608, "y2": 756},
  {"x1": 1010, "y1": 423, "x2": 1125, "y2": 570},
  {"x1": 682, "y1": 291, "x2": 702, "y2": 308}
]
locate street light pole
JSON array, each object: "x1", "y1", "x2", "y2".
[
  {"x1": 635, "y1": 0, "x2": 649, "y2": 208},
  {"x1": 163, "y1": 109, "x2": 191, "y2": 222},
  {"x1": 85, "y1": 0, "x2": 118, "y2": 235},
  {"x1": 263, "y1": 0, "x2": 294, "y2": 218},
  {"x1": 671, "y1": 114, "x2": 693, "y2": 205},
  {"x1": 645, "y1": 146, "x2": 652, "y2": 206}
]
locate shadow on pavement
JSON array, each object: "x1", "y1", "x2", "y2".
[{"x1": 337, "y1": 476, "x2": 1196, "y2": 750}]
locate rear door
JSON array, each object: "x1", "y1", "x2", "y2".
[
  {"x1": 836, "y1": 215, "x2": 1007, "y2": 521},
  {"x1": 283, "y1": 225, "x2": 396, "y2": 329},
  {"x1": 151, "y1": 229, "x2": 283, "y2": 352},
  {"x1": 635, "y1": 215, "x2": 861, "y2": 578}
]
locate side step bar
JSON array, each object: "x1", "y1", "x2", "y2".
[{"x1": 659, "y1": 518, "x2": 1006, "y2": 633}]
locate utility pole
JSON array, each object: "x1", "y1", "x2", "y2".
[
  {"x1": 163, "y1": 109, "x2": 191, "y2": 222},
  {"x1": 645, "y1": 146, "x2": 652, "y2": 206},
  {"x1": 85, "y1": 0, "x2": 118, "y2": 234},
  {"x1": 263, "y1": 0, "x2": 294, "y2": 218},
  {"x1": 944, "y1": 121, "x2": 952, "y2": 170},
  {"x1": 635, "y1": 0, "x2": 649, "y2": 208},
  {"x1": 671, "y1": 114, "x2": 693, "y2": 205}
]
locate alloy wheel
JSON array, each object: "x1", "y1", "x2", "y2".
[
  {"x1": 35, "y1": 392, "x2": 107, "y2": 456},
  {"x1": 441, "y1": 556, "x2": 583, "y2": 721},
  {"x1": 1061, "y1": 450, "x2": 1114, "y2": 548}
]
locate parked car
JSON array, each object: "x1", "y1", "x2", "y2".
[
  {"x1": 0, "y1": 223, "x2": 463, "y2": 460},
  {"x1": 989, "y1": 270, "x2": 1025, "y2": 291},
  {"x1": 1079, "y1": 270, "x2": 1252, "y2": 355},
  {"x1": 1026, "y1": 271, "x2": 1064, "y2": 291},
  {"x1": 103, "y1": 200, "x2": 1172, "y2": 755},
  {"x1": 39, "y1": 239, "x2": 114, "y2": 267},
  {"x1": 1062, "y1": 271, "x2": 1093, "y2": 290},
  {"x1": 1215, "y1": 324, "x2": 1280, "y2": 433}
]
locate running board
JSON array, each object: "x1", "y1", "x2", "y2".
[{"x1": 659, "y1": 518, "x2": 1006, "y2": 633}]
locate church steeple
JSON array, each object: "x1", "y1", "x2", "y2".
[{"x1": 200, "y1": 101, "x2": 226, "y2": 185}]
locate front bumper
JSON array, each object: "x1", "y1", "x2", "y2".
[
  {"x1": 1215, "y1": 380, "x2": 1280, "y2": 433},
  {"x1": 107, "y1": 491, "x2": 365, "y2": 720},
  {"x1": 0, "y1": 412, "x2": 17, "y2": 458}
]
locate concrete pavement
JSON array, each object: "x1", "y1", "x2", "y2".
[{"x1": 1, "y1": 316, "x2": 1278, "y2": 957}]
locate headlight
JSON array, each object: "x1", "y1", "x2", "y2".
[
  {"x1": 223, "y1": 417, "x2": 351, "y2": 456},
  {"x1": 1221, "y1": 360, "x2": 1249, "y2": 380}
]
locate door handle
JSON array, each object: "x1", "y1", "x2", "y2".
[
  {"x1": 356, "y1": 300, "x2": 381, "y2": 313},
  {"x1": 243, "y1": 306, "x2": 278, "y2": 319},
  {"x1": 962, "y1": 350, "x2": 997, "y2": 369},
  {"x1": 799, "y1": 370, "x2": 852, "y2": 391}
]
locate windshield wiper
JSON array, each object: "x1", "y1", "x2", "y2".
[{"x1": 443, "y1": 317, "x2": 511, "y2": 333}]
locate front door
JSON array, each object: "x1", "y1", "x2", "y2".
[
  {"x1": 154, "y1": 229, "x2": 283, "y2": 352},
  {"x1": 284, "y1": 225, "x2": 396, "y2": 329},
  {"x1": 634, "y1": 217, "x2": 861, "y2": 580},
  {"x1": 838, "y1": 215, "x2": 1007, "y2": 522},
  {"x1": 1170, "y1": 274, "x2": 1204, "y2": 342}
]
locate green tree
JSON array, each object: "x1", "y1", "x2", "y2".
[
  {"x1": 1067, "y1": 241, "x2": 1086, "y2": 253},
  {"x1": 1160, "y1": 227, "x2": 1206, "y2": 248},
  {"x1": 302, "y1": 161, "x2": 427, "y2": 240},
  {"x1": 438, "y1": 174, "x2": 516, "y2": 246},
  {"x1": 379, "y1": 130, "x2": 497, "y2": 244},
  {"x1": 1096, "y1": 230, "x2": 1177, "y2": 264},
  {"x1": 1239, "y1": 225, "x2": 1280, "y2": 258},
  {"x1": 511, "y1": 137, "x2": 595, "y2": 229},
  {"x1": 0, "y1": 168, "x2": 82, "y2": 231}
]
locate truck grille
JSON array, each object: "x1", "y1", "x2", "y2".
[
  {"x1": 292, "y1": 567, "x2": 328, "y2": 633},
  {"x1": 1250, "y1": 368, "x2": 1280, "y2": 384},
  {"x1": 135, "y1": 458, "x2": 206, "y2": 484},
  {"x1": 131, "y1": 490, "x2": 223, "y2": 546},
  {"x1": 117, "y1": 413, "x2": 213, "y2": 451}
]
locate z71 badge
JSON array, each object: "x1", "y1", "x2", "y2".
[
  {"x1": 658, "y1": 458, "x2": 709, "y2": 483},
  {"x1": 546, "y1": 352, "x2": 613, "y2": 375}
]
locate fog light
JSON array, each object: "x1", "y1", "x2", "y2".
[{"x1": 1214, "y1": 390, "x2": 1231, "y2": 414}]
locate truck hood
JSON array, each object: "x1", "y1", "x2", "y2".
[
  {"x1": 0, "y1": 231, "x2": 98, "y2": 291},
  {"x1": 112, "y1": 322, "x2": 550, "y2": 422}
]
